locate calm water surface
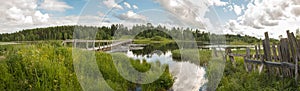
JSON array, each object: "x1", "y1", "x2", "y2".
[{"x1": 124, "y1": 43, "x2": 208, "y2": 91}]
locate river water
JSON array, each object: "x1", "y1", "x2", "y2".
[{"x1": 124, "y1": 43, "x2": 208, "y2": 91}]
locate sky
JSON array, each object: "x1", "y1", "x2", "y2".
[{"x1": 1, "y1": 0, "x2": 300, "y2": 39}]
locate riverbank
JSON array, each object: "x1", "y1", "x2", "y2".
[{"x1": 0, "y1": 44, "x2": 174, "y2": 90}]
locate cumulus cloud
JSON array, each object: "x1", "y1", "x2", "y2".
[
  {"x1": 154, "y1": 0, "x2": 213, "y2": 29},
  {"x1": 40, "y1": 0, "x2": 73, "y2": 12},
  {"x1": 116, "y1": 10, "x2": 147, "y2": 22},
  {"x1": 0, "y1": 0, "x2": 107, "y2": 33},
  {"x1": 124, "y1": 2, "x2": 131, "y2": 9},
  {"x1": 224, "y1": 0, "x2": 300, "y2": 39},
  {"x1": 233, "y1": 5, "x2": 242, "y2": 15},
  {"x1": 133, "y1": 5, "x2": 138, "y2": 9},
  {"x1": 0, "y1": 0, "x2": 50, "y2": 25},
  {"x1": 237, "y1": 0, "x2": 300, "y2": 29},
  {"x1": 103, "y1": 0, "x2": 123, "y2": 10}
]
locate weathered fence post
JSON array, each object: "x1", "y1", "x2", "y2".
[
  {"x1": 263, "y1": 32, "x2": 272, "y2": 75},
  {"x1": 227, "y1": 48, "x2": 236, "y2": 68},
  {"x1": 244, "y1": 48, "x2": 250, "y2": 72},
  {"x1": 287, "y1": 31, "x2": 298, "y2": 85},
  {"x1": 272, "y1": 43, "x2": 280, "y2": 76}
]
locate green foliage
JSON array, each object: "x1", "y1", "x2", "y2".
[
  {"x1": 172, "y1": 49, "x2": 212, "y2": 65},
  {"x1": 151, "y1": 36, "x2": 165, "y2": 41},
  {"x1": 217, "y1": 56, "x2": 299, "y2": 91},
  {"x1": 0, "y1": 24, "x2": 265, "y2": 45}
]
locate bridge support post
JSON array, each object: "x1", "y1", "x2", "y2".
[{"x1": 86, "y1": 40, "x2": 88, "y2": 49}]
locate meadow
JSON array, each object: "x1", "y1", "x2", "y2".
[{"x1": 0, "y1": 43, "x2": 174, "y2": 91}]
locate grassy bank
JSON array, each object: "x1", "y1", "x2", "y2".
[
  {"x1": 134, "y1": 36, "x2": 174, "y2": 44},
  {"x1": 0, "y1": 44, "x2": 174, "y2": 90},
  {"x1": 217, "y1": 51, "x2": 300, "y2": 90},
  {"x1": 171, "y1": 49, "x2": 212, "y2": 66}
]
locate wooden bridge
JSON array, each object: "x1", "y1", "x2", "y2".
[
  {"x1": 62, "y1": 39, "x2": 133, "y2": 51},
  {"x1": 225, "y1": 31, "x2": 300, "y2": 85}
]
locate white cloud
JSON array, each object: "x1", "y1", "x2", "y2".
[
  {"x1": 237, "y1": 0, "x2": 300, "y2": 29},
  {"x1": 227, "y1": 5, "x2": 233, "y2": 11},
  {"x1": 40, "y1": 0, "x2": 73, "y2": 12},
  {"x1": 225, "y1": 0, "x2": 300, "y2": 39},
  {"x1": 0, "y1": 0, "x2": 107, "y2": 33},
  {"x1": 154, "y1": 0, "x2": 212, "y2": 29},
  {"x1": 233, "y1": 5, "x2": 242, "y2": 15},
  {"x1": 116, "y1": 10, "x2": 147, "y2": 23},
  {"x1": 124, "y1": 2, "x2": 131, "y2": 9},
  {"x1": 0, "y1": 0, "x2": 50, "y2": 25},
  {"x1": 103, "y1": 0, "x2": 123, "y2": 10},
  {"x1": 208, "y1": 0, "x2": 228, "y2": 6},
  {"x1": 133, "y1": 5, "x2": 138, "y2": 9}
]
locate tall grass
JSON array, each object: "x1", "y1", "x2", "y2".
[{"x1": 0, "y1": 44, "x2": 174, "y2": 90}]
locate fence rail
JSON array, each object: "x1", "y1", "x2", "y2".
[{"x1": 225, "y1": 30, "x2": 300, "y2": 85}]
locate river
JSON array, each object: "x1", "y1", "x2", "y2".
[{"x1": 124, "y1": 42, "x2": 209, "y2": 91}]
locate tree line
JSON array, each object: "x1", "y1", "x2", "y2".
[{"x1": 0, "y1": 23, "x2": 262, "y2": 44}]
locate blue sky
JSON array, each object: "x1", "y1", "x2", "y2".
[
  {"x1": 1, "y1": 0, "x2": 300, "y2": 39},
  {"x1": 57, "y1": 0, "x2": 244, "y2": 25}
]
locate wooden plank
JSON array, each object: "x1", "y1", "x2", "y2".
[
  {"x1": 245, "y1": 59, "x2": 299, "y2": 69},
  {"x1": 254, "y1": 45, "x2": 258, "y2": 71},
  {"x1": 228, "y1": 49, "x2": 236, "y2": 68},
  {"x1": 255, "y1": 45, "x2": 259, "y2": 60},
  {"x1": 277, "y1": 44, "x2": 284, "y2": 77},
  {"x1": 228, "y1": 53, "x2": 247, "y2": 57},
  {"x1": 281, "y1": 39, "x2": 290, "y2": 77},
  {"x1": 264, "y1": 32, "x2": 272, "y2": 75},
  {"x1": 288, "y1": 31, "x2": 298, "y2": 84},
  {"x1": 258, "y1": 43, "x2": 261, "y2": 59},
  {"x1": 272, "y1": 44, "x2": 278, "y2": 61},
  {"x1": 264, "y1": 32, "x2": 272, "y2": 61},
  {"x1": 244, "y1": 48, "x2": 250, "y2": 72},
  {"x1": 271, "y1": 43, "x2": 280, "y2": 76}
]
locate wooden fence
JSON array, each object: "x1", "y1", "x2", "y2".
[{"x1": 226, "y1": 31, "x2": 300, "y2": 84}]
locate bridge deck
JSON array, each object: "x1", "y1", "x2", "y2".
[{"x1": 63, "y1": 39, "x2": 133, "y2": 51}]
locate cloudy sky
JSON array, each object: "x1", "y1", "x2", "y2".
[{"x1": 1, "y1": 0, "x2": 300, "y2": 39}]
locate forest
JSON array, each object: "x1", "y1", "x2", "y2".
[{"x1": 0, "y1": 23, "x2": 264, "y2": 44}]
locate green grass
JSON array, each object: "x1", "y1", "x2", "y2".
[
  {"x1": 0, "y1": 44, "x2": 174, "y2": 91},
  {"x1": 134, "y1": 37, "x2": 174, "y2": 44},
  {"x1": 171, "y1": 49, "x2": 212, "y2": 66},
  {"x1": 217, "y1": 51, "x2": 300, "y2": 91}
]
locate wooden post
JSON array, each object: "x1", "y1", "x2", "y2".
[
  {"x1": 277, "y1": 43, "x2": 284, "y2": 77},
  {"x1": 99, "y1": 42, "x2": 101, "y2": 51},
  {"x1": 263, "y1": 32, "x2": 272, "y2": 75},
  {"x1": 272, "y1": 44, "x2": 278, "y2": 61},
  {"x1": 254, "y1": 45, "x2": 258, "y2": 71},
  {"x1": 272, "y1": 43, "x2": 280, "y2": 76},
  {"x1": 281, "y1": 39, "x2": 291, "y2": 77},
  {"x1": 93, "y1": 40, "x2": 95, "y2": 50},
  {"x1": 74, "y1": 39, "x2": 77, "y2": 48},
  {"x1": 244, "y1": 48, "x2": 250, "y2": 72},
  {"x1": 228, "y1": 48, "x2": 236, "y2": 68},
  {"x1": 264, "y1": 32, "x2": 272, "y2": 61},
  {"x1": 287, "y1": 31, "x2": 298, "y2": 85},
  {"x1": 86, "y1": 40, "x2": 88, "y2": 49}
]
